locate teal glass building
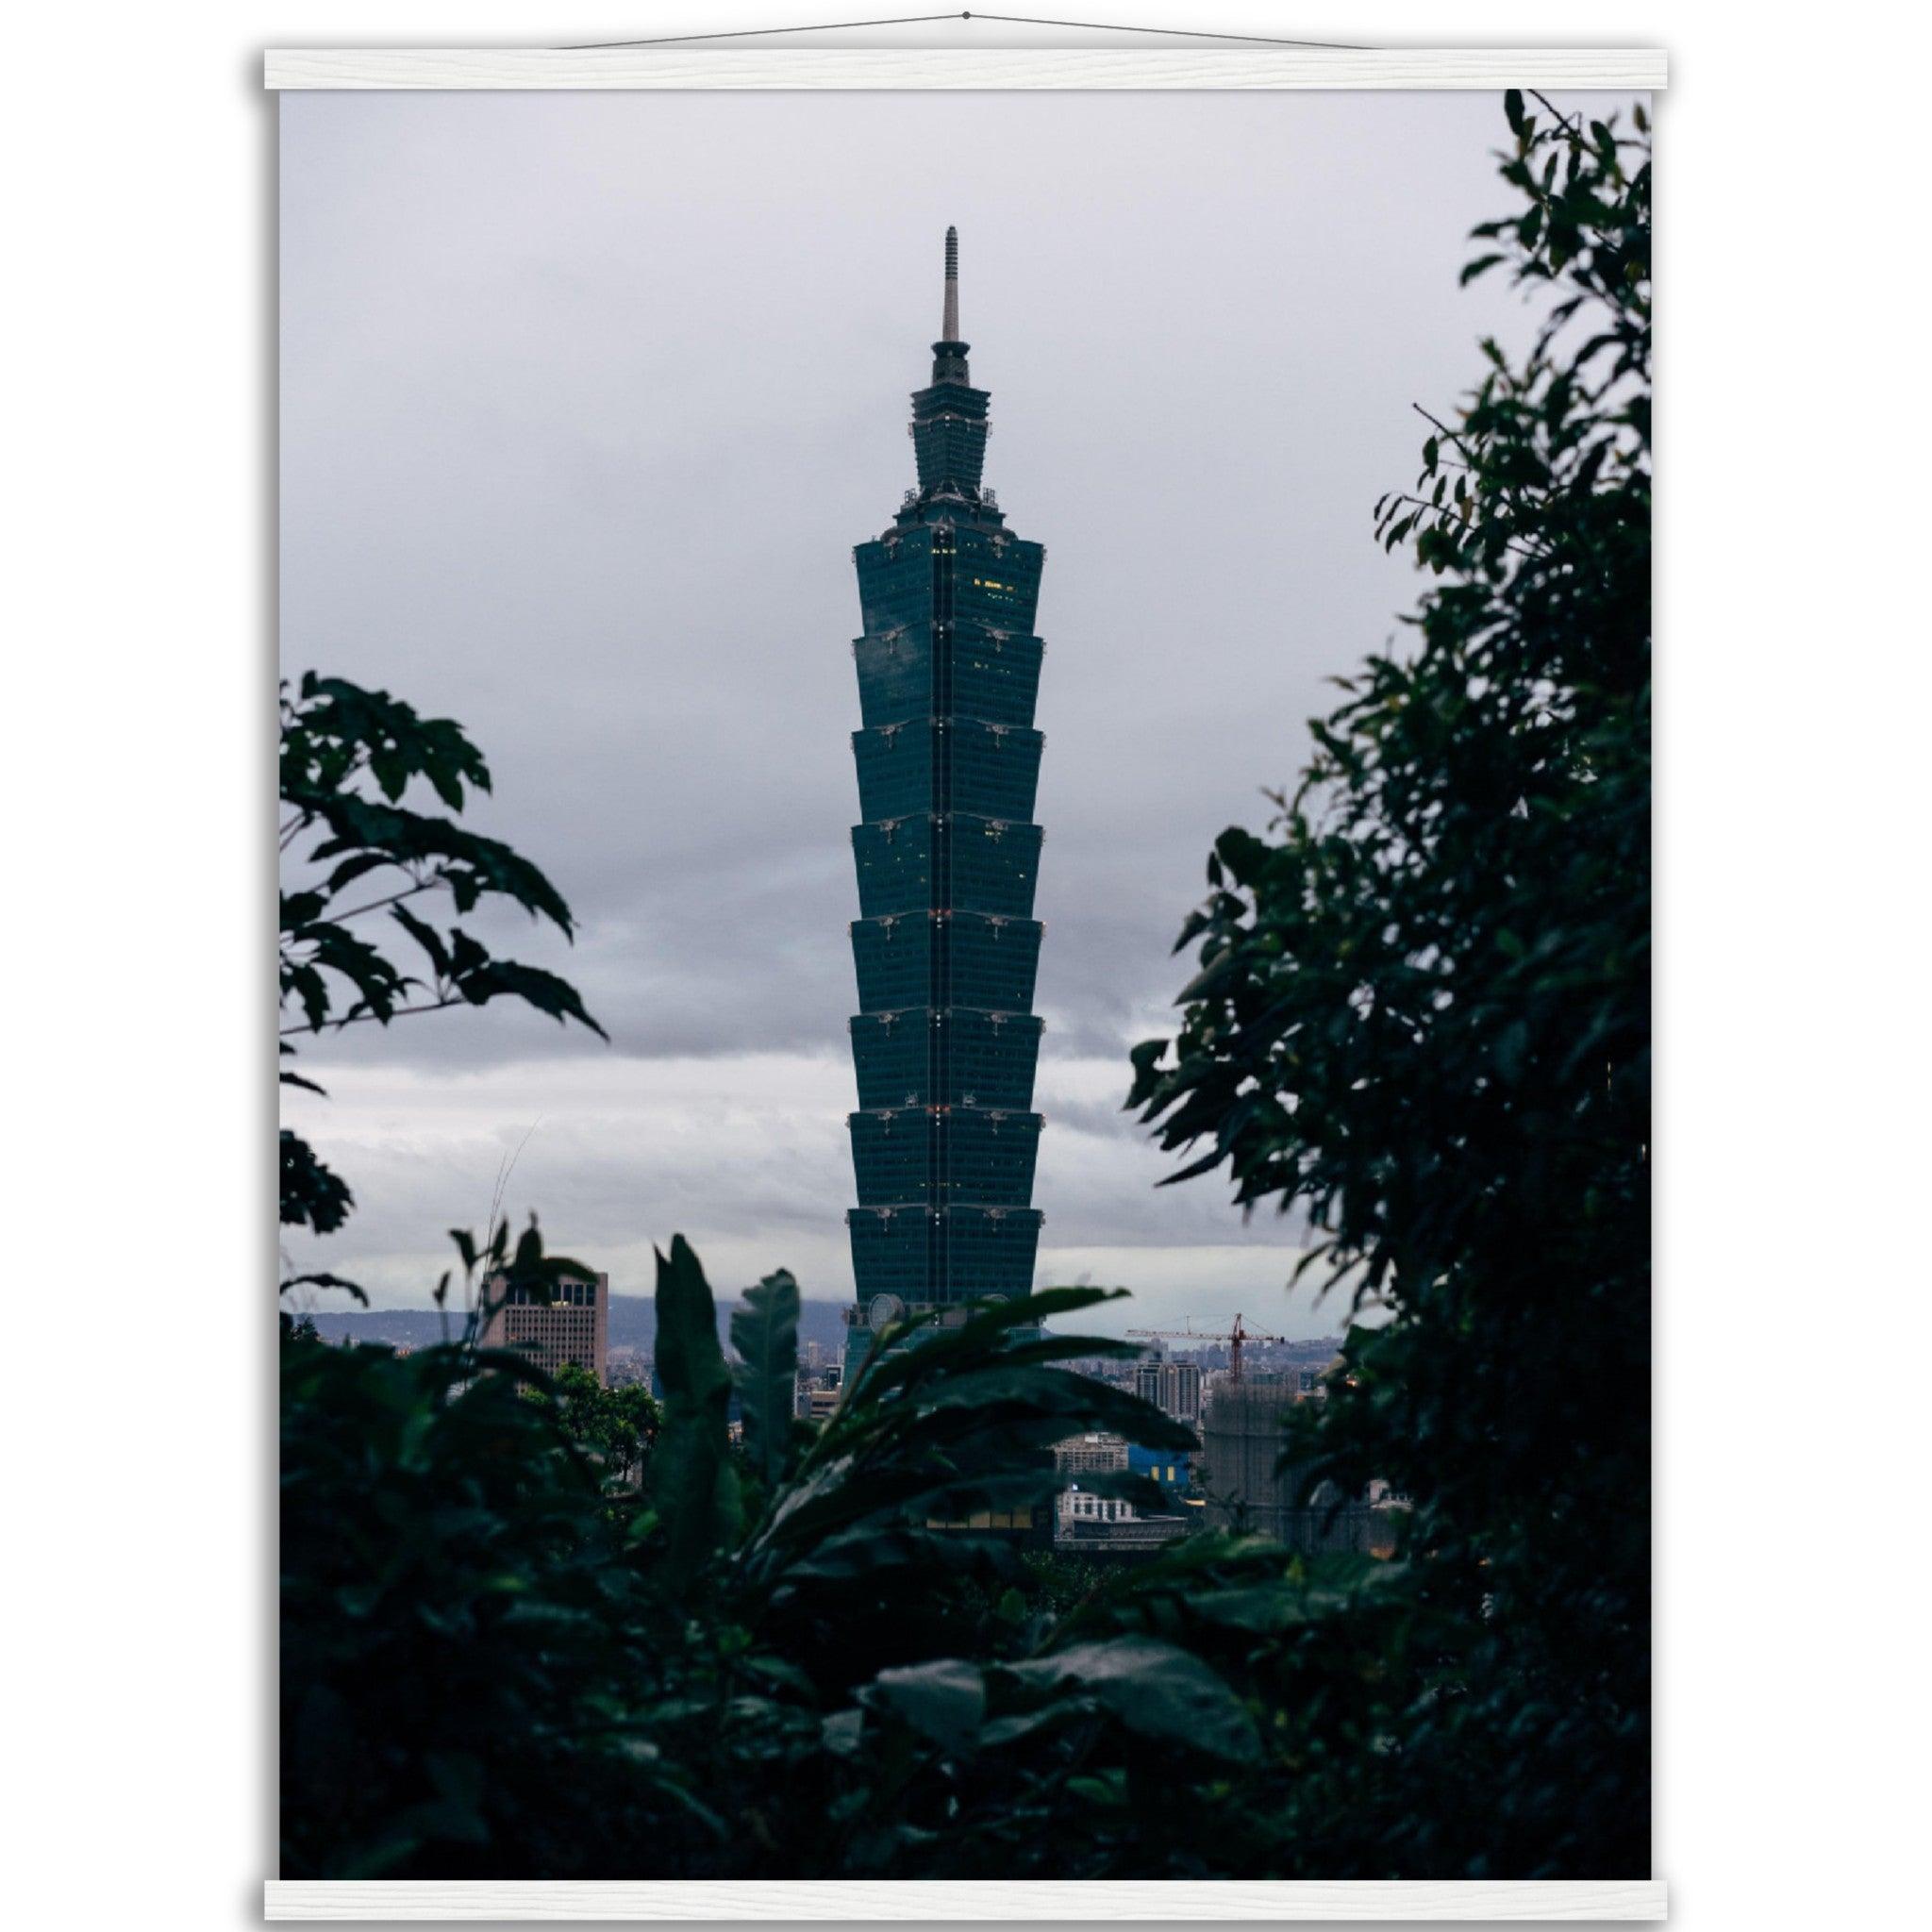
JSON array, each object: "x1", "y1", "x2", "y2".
[{"x1": 842, "y1": 231, "x2": 1047, "y2": 1371}]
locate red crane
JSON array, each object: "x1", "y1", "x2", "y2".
[{"x1": 1124, "y1": 1312, "x2": 1290, "y2": 1385}]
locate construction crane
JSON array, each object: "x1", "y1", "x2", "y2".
[{"x1": 1124, "y1": 1313, "x2": 1290, "y2": 1386}]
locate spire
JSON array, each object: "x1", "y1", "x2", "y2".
[
  {"x1": 929, "y1": 225, "x2": 970, "y2": 387},
  {"x1": 913, "y1": 225, "x2": 985, "y2": 490}
]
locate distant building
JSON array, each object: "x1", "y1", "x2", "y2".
[
  {"x1": 1053, "y1": 1432, "x2": 1196, "y2": 1555},
  {"x1": 605, "y1": 1345, "x2": 651, "y2": 1389},
  {"x1": 1198, "y1": 1373, "x2": 1396, "y2": 1554},
  {"x1": 1134, "y1": 1357, "x2": 1204, "y2": 1425},
  {"x1": 929, "y1": 1420, "x2": 1056, "y2": 1546},
  {"x1": 796, "y1": 1351, "x2": 845, "y2": 1420},
  {"x1": 1054, "y1": 1432, "x2": 1129, "y2": 1476},
  {"x1": 1127, "y1": 1441, "x2": 1191, "y2": 1496},
  {"x1": 1056, "y1": 1489, "x2": 1191, "y2": 1554},
  {"x1": 479, "y1": 1271, "x2": 608, "y2": 1382},
  {"x1": 927, "y1": 1499, "x2": 1053, "y2": 1546},
  {"x1": 1058, "y1": 1433, "x2": 1193, "y2": 1500},
  {"x1": 1058, "y1": 1490, "x2": 1138, "y2": 1528},
  {"x1": 1061, "y1": 1353, "x2": 1136, "y2": 1386}
]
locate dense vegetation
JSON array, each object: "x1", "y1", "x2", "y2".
[
  {"x1": 1128, "y1": 89, "x2": 1651, "y2": 1874},
  {"x1": 281, "y1": 95, "x2": 1650, "y2": 1880}
]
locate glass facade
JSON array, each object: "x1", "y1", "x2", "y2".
[{"x1": 843, "y1": 242, "x2": 1048, "y2": 1372}]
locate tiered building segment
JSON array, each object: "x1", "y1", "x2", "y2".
[{"x1": 843, "y1": 229, "x2": 1048, "y2": 1370}]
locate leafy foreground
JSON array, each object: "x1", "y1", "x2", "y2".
[{"x1": 285, "y1": 1243, "x2": 1406, "y2": 1880}]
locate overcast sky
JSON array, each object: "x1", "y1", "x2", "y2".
[{"x1": 278, "y1": 86, "x2": 1624, "y2": 1336}]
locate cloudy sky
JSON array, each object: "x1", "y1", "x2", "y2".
[{"x1": 279, "y1": 85, "x2": 1620, "y2": 1336}]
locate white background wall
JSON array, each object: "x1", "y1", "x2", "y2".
[{"x1": 2, "y1": 4, "x2": 1923, "y2": 1925}]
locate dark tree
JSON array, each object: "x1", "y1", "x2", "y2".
[
  {"x1": 1128, "y1": 92, "x2": 1651, "y2": 1875},
  {"x1": 278, "y1": 673, "x2": 604, "y2": 1296}
]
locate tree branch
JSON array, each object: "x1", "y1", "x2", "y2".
[
  {"x1": 279, "y1": 995, "x2": 463, "y2": 1039},
  {"x1": 1525, "y1": 89, "x2": 1587, "y2": 142},
  {"x1": 331, "y1": 876, "x2": 441, "y2": 924},
  {"x1": 1411, "y1": 402, "x2": 1476, "y2": 464},
  {"x1": 1382, "y1": 492, "x2": 1547, "y2": 561}
]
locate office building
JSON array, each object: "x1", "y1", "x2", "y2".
[
  {"x1": 479, "y1": 1271, "x2": 608, "y2": 1381},
  {"x1": 1134, "y1": 1357, "x2": 1204, "y2": 1426}
]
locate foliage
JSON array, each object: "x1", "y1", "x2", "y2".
[
  {"x1": 281, "y1": 1331, "x2": 665, "y2": 1878},
  {"x1": 1126, "y1": 92, "x2": 1651, "y2": 1875},
  {"x1": 277, "y1": 673, "x2": 603, "y2": 1293},
  {"x1": 649, "y1": 1237, "x2": 746, "y2": 1584},
  {"x1": 538, "y1": 1363, "x2": 661, "y2": 1490},
  {"x1": 729, "y1": 1266, "x2": 802, "y2": 1494},
  {"x1": 283, "y1": 1246, "x2": 1271, "y2": 1879}
]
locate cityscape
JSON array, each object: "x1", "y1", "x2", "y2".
[
  {"x1": 307, "y1": 230, "x2": 1398, "y2": 1570},
  {"x1": 463, "y1": 1249, "x2": 1383, "y2": 1557}
]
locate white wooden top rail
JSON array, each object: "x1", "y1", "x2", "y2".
[{"x1": 264, "y1": 48, "x2": 1667, "y2": 92}]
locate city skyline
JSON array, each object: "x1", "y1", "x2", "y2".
[{"x1": 276, "y1": 87, "x2": 1606, "y2": 1332}]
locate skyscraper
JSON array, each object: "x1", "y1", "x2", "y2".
[
  {"x1": 479, "y1": 1271, "x2": 609, "y2": 1382},
  {"x1": 842, "y1": 230, "x2": 1048, "y2": 1374},
  {"x1": 1134, "y1": 1357, "x2": 1205, "y2": 1427}
]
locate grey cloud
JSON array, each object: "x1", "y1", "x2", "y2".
[
  {"x1": 281, "y1": 87, "x2": 1613, "y2": 1305},
  {"x1": 281, "y1": 1049, "x2": 1310, "y2": 1325}
]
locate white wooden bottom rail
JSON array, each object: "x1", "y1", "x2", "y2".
[{"x1": 265, "y1": 1878, "x2": 1667, "y2": 1920}]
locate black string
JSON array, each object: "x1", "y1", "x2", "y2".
[
  {"x1": 559, "y1": 13, "x2": 963, "y2": 49},
  {"x1": 561, "y1": 11, "x2": 1373, "y2": 54},
  {"x1": 969, "y1": 13, "x2": 1369, "y2": 49}
]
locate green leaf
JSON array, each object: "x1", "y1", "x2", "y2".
[
  {"x1": 648, "y1": 1236, "x2": 742, "y2": 1584},
  {"x1": 391, "y1": 901, "x2": 451, "y2": 978},
  {"x1": 1005, "y1": 1637, "x2": 1260, "y2": 1763},
  {"x1": 867, "y1": 1657, "x2": 986, "y2": 1755},
  {"x1": 280, "y1": 1129, "x2": 354, "y2": 1235},
  {"x1": 731, "y1": 1268, "x2": 801, "y2": 1491},
  {"x1": 279, "y1": 1268, "x2": 368, "y2": 1306}
]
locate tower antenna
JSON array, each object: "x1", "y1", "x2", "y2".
[{"x1": 942, "y1": 225, "x2": 959, "y2": 342}]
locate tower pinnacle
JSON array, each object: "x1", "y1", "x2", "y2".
[{"x1": 930, "y1": 225, "x2": 970, "y2": 386}]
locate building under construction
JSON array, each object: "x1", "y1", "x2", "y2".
[{"x1": 1197, "y1": 1374, "x2": 1398, "y2": 1555}]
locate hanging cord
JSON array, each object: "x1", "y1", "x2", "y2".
[
  {"x1": 969, "y1": 13, "x2": 1366, "y2": 48},
  {"x1": 561, "y1": 12, "x2": 1371, "y2": 53}
]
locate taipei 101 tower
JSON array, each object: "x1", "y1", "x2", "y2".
[{"x1": 841, "y1": 229, "x2": 1049, "y2": 1374}]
